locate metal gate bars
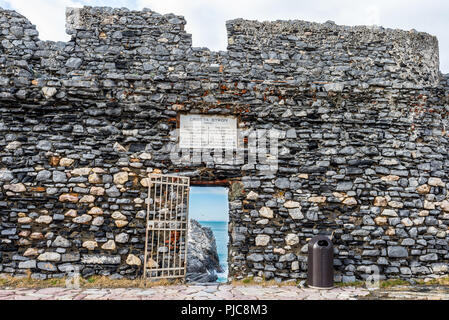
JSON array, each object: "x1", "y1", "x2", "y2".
[{"x1": 143, "y1": 173, "x2": 190, "y2": 280}]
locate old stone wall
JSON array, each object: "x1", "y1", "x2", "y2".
[
  {"x1": 1, "y1": 6, "x2": 449, "y2": 282},
  {"x1": 225, "y1": 19, "x2": 440, "y2": 87}
]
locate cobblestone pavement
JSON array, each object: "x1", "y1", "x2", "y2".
[
  {"x1": 0, "y1": 285, "x2": 371, "y2": 300},
  {"x1": 4, "y1": 284, "x2": 449, "y2": 300}
]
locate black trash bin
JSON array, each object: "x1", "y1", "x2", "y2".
[{"x1": 307, "y1": 235, "x2": 334, "y2": 289}]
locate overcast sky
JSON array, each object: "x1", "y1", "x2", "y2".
[
  {"x1": 189, "y1": 187, "x2": 229, "y2": 222},
  {"x1": 0, "y1": 0, "x2": 447, "y2": 73}
]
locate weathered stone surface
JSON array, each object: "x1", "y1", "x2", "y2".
[
  {"x1": 52, "y1": 236, "x2": 70, "y2": 248},
  {"x1": 420, "y1": 253, "x2": 438, "y2": 262},
  {"x1": 387, "y1": 246, "x2": 408, "y2": 258},
  {"x1": 374, "y1": 197, "x2": 388, "y2": 207},
  {"x1": 65, "y1": 57, "x2": 83, "y2": 68},
  {"x1": 309, "y1": 196, "x2": 326, "y2": 203},
  {"x1": 59, "y1": 193, "x2": 78, "y2": 203},
  {"x1": 59, "y1": 158, "x2": 75, "y2": 167},
  {"x1": 432, "y1": 263, "x2": 449, "y2": 273},
  {"x1": 324, "y1": 82, "x2": 344, "y2": 92},
  {"x1": 247, "y1": 254, "x2": 264, "y2": 262},
  {"x1": 279, "y1": 253, "x2": 296, "y2": 262},
  {"x1": 381, "y1": 175, "x2": 400, "y2": 182},
  {"x1": 72, "y1": 214, "x2": 92, "y2": 224},
  {"x1": 343, "y1": 197, "x2": 357, "y2": 206},
  {"x1": 284, "y1": 201, "x2": 300, "y2": 209},
  {"x1": 255, "y1": 235, "x2": 271, "y2": 246},
  {"x1": 65, "y1": 209, "x2": 77, "y2": 217},
  {"x1": 125, "y1": 254, "x2": 141, "y2": 266},
  {"x1": 38, "y1": 262, "x2": 57, "y2": 271},
  {"x1": 424, "y1": 200, "x2": 435, "y2": 210},
  {"x1": 106, "y1": 186, "x2": 120, "y2": 197},
  {"x1": 5, "y1": 141, "x2": 21, "y2": 150},
  {"x1": 246, "y1": 191, "x2": 259, "y2": 200},
  {"x1": 417, "y1": 184, "x2": 431, "y2": 194},
  {"x1": 81, "y1": 255, "x2": 121, "y2": 264},
  {"x1": 115, "y1": 233, "x2": 129, "y2": 244},
  {"x1": 441, "y1": 201, "x2": 449, "y2": 212},
  {"x1": 401, "y1": 218, "x2": 413, "y2": 227},
  {"x1": 30, "y1": 233, "x2": 44, "y2": 240},
  {"x1": 113, "y1": 172, "x2": 128, "y2": 185},
  {"x1": 288, "y1": 208, "x2": 304, "y2": 220},
  {"x1": 82, "y1": 241, "x2": 98, "y2": 250},
  {"x1": 18, "y1": 217, "x2": 32, "y2": 224},
  {"x1": 71, "y1": 168, "x2": 91, "y2": 176},
  {"x1": 374, "y1": 216, "x2": 387, "y2": 226},
  {"x1": 37, "y1": 252, "x2": 61, "y2": 262},
  {"x1": 4, "y1": 183, "x2": 26, "y2": 192},
  {"x1": 428, "y1": 177, "x2": 445, "y2": 187},
  {"x1": 23, "y1": 248, "x2": 39, "y2": 257},
  {"x1": 19, "y1": 260, "x2": 36, "y2": 269},
  {"x1": 92, "y1": 216, "x2": 104, "y2": 226},
  {"x1": 382, "y1": 209, "x2": 398, "y2": 217},
  {"x1": 111, "y1": 211, "x2": 126, "y2": 220},
  {"x1": 79, "y1": 195, "x2": 95, "y2": 203},
  {"x1": 36, "y1": 139, "x2": 54, "y2": 153},
  {"x1": 101, "y1": 240, "x2": 116, "y2": 251},
  {"x1": 0, "y1": 169, "x2": 13, "y2": 182},
  {"x1": 62, "y1": 253, "x2": 80, "y2": 263},
  {"x1": 88, "y1": 207, "x2": 103, "y2": 216},
  {"x1": 42, "y1": 87, "x2": 57, "y2": 98},
  {"x1": 285, "y1": 234, "x2": 300, "y2": 246},
  {"x1": 36, "y1": 170, "x2": 51, "y2": 181},
  {"x1": 35, "y1": 215, "x2": 52, "y2": 224},
  {"x1": 140, "y1": 178, "x2": 149, "y2": 187},
  {"x1": 88, "y1": 173, "x2": 102, "y2": 184},
  {"x1": 259, "y1": 207, "x2": 274, "y2": 219},
  {"x1": 52, "y1": 171, "x2": 67, "y2": 183},
  {"x1": 115, "y1": 220, "x2": 128, "y2": 228},
  {"x1": 90, "y1": 186, "x2": 105, "y2": 196}
]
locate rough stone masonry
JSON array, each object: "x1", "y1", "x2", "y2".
[{"x1": 0, "y1": 6, "x2": 449, "y2": 283}]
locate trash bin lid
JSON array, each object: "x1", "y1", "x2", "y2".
[
  {"x1": 308, "y1": 235, "x2": 332, "y2": 249},
  {"x1": 317, "y1": 239, "x2": 329, "y2": 246}
]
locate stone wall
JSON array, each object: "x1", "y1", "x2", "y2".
[
  {"x1": 226, "y1": 19, "x2": 440, "y2": 87},
  {"x1": 1, "y1": 6, "x2": 449, "y2": 282}
]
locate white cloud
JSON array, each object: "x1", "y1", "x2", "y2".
[
  {"x1": 5, "y1": 0, "x2": 77, "y2": 41},
  {"x1": 364, "y1": 5, "x2": 381, "y2": 26},
  {"x1": 190, "y1": 187, "x2": 229, "y2": 196}
]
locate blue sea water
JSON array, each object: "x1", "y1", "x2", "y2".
[{"x1": 198, "y1": 221, "x2": 228, "y2": 283}]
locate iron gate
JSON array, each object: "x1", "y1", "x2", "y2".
[{"x1": 143, "y1": 173, "x2": 190, "y2": 280}]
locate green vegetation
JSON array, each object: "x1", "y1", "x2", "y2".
[
  {"x1": 0, "y1": 272, "x2": 182, "y2": 289},
  {"x1": 335, "y1": 278, "x2": 411, "y2": 289}
]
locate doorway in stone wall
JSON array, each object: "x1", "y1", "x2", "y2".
[{"x1": 188, "y1": 186, "x2": 229, "y2": 283}]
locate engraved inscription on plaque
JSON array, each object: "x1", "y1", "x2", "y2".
[{"x1": 179, "y1": 114, "x2": 237, "y2": 149}]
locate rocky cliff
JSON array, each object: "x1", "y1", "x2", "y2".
[{"x1": 186, "y1": 219, "x2": 223, "y2": 283}]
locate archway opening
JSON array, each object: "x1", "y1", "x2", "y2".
[{"x1": 188, "y1": 186, "x2": 229, "y2": 283}]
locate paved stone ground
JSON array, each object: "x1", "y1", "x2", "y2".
[
  {"x1": 0, "y1": 285, "x2": 371, "y2": 300},
  {"x1": 3, "y1": 284, "x2": 449, "y2": 300},
  {"x1": 364, "y1": 285, "x2": 449, "y2": 300}
]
